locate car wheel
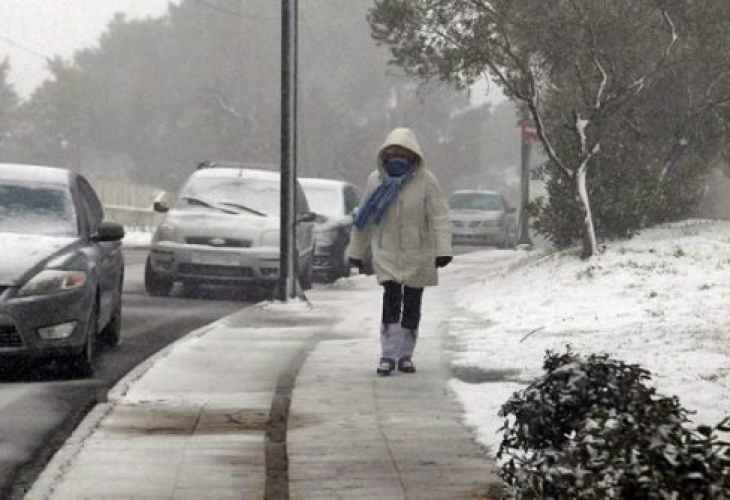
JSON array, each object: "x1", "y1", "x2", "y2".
[
  {"x1": 498, "y1": 230, "x2": 510, "y2": 249},
  {"x1": 70, "y1": 301, "x2": 98, "y2": 377},
  {"x1": 145, "y1": 257, "x2": 173, "y2": 297},
  {"x1": 181, "y1": 281, "x2": 202, "y2": 297},
  {"x1": 299, "y1": 254, "x2": 313, "y2": 291},
  {"x1": 337, "y1": 248, "x2": 351, "y2": 280},
  {"x1": 361, "y1": 258, "x2": 375, "y2": 276},
  {"x1": 100, "y1": 297, "x2": 122, "y2": 347}
]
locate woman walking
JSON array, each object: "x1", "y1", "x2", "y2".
[{"x1": 347, "y1": 127, "x2": 452, "y2": 376}]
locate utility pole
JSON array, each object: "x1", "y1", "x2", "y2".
[
  {"x1": 277, "y1": 0, "x2": 298, "y2": 300},
  {"x1": 518, "y1": 121, "x2": 536, "y2": 247}
]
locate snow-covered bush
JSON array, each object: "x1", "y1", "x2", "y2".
[{"x1": 497, "y1": 347, "x2": 730, "y2": 498}]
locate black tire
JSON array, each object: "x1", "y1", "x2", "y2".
[
  {"x1": 70, "y1": 301, "x2": 98, "y2": 378},
  {"x1": 181, "y1": 281, "x2": 202, "y2": 297},
  {"x1": 336, "y1": 248, "x2": 351, "y2": 280},
  {"x1": 361, "y1": 258, "x2": 375, "y2": 276},
  {"x1": 100, "y1": 299, "x2": 122, "y2": 347},
  {"x1": 299, "y1": 251, "x2": 313, "y2": 291},
  {"x1": 100, "y1": 275, "x2": 123, "y2": 347},
  {"x1": 498, "y1": 230, "x2": 511, "y2": 249},
  {"x1": 145, "y1": 257, "x2": 173, "y2": 297},
  {"x1": 299, "y1": 262, "x2": 313, "y2": 291}
]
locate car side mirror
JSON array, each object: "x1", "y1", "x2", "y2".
[
  {"x1": 153, "y1": 201, "x2": 169, "y2": 213},
  {"x1": 296, "y1": 212, "x2": 317, "y2": 223},
  {"x1": 314, "y1": 213, "x2": 328, "y2": 223},
  {"x1": 93, "y1": 221, "x2": 125, "y2": 242}
]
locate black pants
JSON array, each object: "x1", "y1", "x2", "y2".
[{"x1": 381, "y1": 281, "x2": 424, "y2": 330}]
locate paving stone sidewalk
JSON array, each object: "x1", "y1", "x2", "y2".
[{"x1": 27, "y1": 274, "x2": 502, "y2": 499}]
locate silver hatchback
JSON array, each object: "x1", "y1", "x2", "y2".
[
  {"x1": 145, "y1": 164, "x2": 316, "y2": 296},
  {"x1": 449, "y1": 190, "x2": 517, "y2": 248}
]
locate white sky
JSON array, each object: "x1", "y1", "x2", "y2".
[
  {"x1": 0, "y1": 1, "x2": 506, "y2": 107},
  {"x1": 0, "y1": 0, "x2": 178, "y2": 98}
]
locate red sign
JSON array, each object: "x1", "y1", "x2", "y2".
[{"x1": 521, "y1": 122, "x2": 539, "y2": 142}]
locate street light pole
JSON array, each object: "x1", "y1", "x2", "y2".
[{"x1": 278, "y1": 0, "x2": 298, "y2": 301}]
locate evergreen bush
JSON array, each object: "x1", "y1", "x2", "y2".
[{"x1": 497, "y1": 347, "x2": 730, "y2": 498}]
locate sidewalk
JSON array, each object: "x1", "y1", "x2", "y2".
[{"x1": 26, "y1": 266, "x2": 503, "y2": 499}]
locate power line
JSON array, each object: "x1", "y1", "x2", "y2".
[
  {"x1": 188, "y1": 0, "x2": 274, "y2": 20},
  {"x1": 0, "y1": 35, "x2": 49, "y2": 60}
]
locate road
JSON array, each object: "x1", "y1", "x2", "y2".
[{"x1": 0, "y1": 248, "x2": 247, "y2": 499}]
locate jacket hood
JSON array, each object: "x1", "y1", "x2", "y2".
[{"x1": 377, "y1": 128, "x2": 424, "y2": 171}]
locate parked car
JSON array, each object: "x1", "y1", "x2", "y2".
[
  {"x1": 448, "y1": 190, "x2": 517, "y2": 248},
  {"x1": 299, "y1": 177, "x2": 372, "y2": 282},
  {"x1": 0, "y1": 163, "x2": 125, "y2": 376},
  {"x1": 145, "y1": 162, "x2": 316, "y2": 296}
]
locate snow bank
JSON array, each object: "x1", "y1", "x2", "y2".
[{"x1": 448, "y1": 219, "x2": 730, "y2": 456}]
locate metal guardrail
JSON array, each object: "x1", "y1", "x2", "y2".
[
  {"x1": 103, "y1": 205, "x2": 163, "y2": 231},
  {"x1": 88, "y1": 177, "x2": 167, "y2": 231}
]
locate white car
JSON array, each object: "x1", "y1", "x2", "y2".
[
  {"x1": 448, "y1": 190, "x2": 517, "y2": 248},
  {"x1": 145, "y1": 163, "x2": 316, "y2": 296}
]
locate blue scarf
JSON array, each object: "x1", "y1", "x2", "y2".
[{"x1": 353, "y1": 158, "x2": 415, "y2": 229}]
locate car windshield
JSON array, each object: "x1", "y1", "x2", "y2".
[
  {"x1": 0, "y1": 181, "x2": 78, "y2": 236},
  {"x1": 177, "y1": 176, "x2": 280, "y2": 216},
  {"x1": 302, "y1": 186, "x2": 344, "y2": 217},
  {"x1": 448, "y1": 193, "x2": 503, "y2": 211}
]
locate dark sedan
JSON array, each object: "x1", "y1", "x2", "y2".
[
  {"x1": 0, "y1": 164, "x2": 125, "y2": 376},
  {"x1": 300, "y1": 177, "x2": 373, "y2": 282}
]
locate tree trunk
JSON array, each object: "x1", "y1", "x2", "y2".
[{"x1": 575, "y1": 164, "x2": 598, "y2": 258}]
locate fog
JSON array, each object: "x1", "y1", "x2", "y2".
[
  {"x1": 0, "y1": 0, "x2": 173, "y2": 98},
  {"x1": 0, "y1": 0, "x2": 524, "y2": 205}
]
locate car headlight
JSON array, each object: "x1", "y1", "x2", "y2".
[
  {"x1": 153, "y1": 223, "x2": 178, "y2": 243},
  {"x1": 18, "y1": 270, "x2": 87, "y2": 297},
  {"x1": 260, "y1": 230, "x2": 279, "y2": 248}
]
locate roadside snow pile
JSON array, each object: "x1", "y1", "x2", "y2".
[{"x1": 448, "y1": 219, "x2": 730, "y2": 456}]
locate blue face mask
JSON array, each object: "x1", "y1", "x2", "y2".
[{"x1": 384, "y1": 157, "x2": 413, "y2": 177}]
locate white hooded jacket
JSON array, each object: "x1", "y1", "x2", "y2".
[{"x1": 347, "y1": 128, "x2": 452, "y2": 288}]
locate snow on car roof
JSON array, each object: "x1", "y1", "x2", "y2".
[
  {"x1": 299, "y1": 177, "x2": 350, "y2": 189},
  {"x1": 192, "y1": 167, "x2": 281, "y2": 182},
  {"x1": 0, "y1": 163, "x2": 71, "y2": 185}
]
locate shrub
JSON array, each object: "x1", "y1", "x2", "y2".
[
  {"x1": 529, "y1": 152, "x2": 711, "y2": 250},
  {"x1": 497, "y1": 347, "x2": 730, "y2": 499}
]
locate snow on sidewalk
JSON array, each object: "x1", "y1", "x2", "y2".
[{"x1": 444, "y1": 220, "x2": 730, "y2": 457}]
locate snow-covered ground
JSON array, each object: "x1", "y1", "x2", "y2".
[
  {"x1": 114, "y1": 218, "x2": 730, "y2": 458},
  {"x1": 447, "y1": 219, "x2": 730, "y2": 457}
]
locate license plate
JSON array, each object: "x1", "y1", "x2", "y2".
[{"x1": 191, "y1": 251, "x2": 239, "y2": 266}]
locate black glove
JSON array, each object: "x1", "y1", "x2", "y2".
[
  {"x1": 435, "y1": 256, "x2": 452, "y2": 268},
  {"x1": 349, "y1": 258, "x2": 364, "y2": 269}
]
